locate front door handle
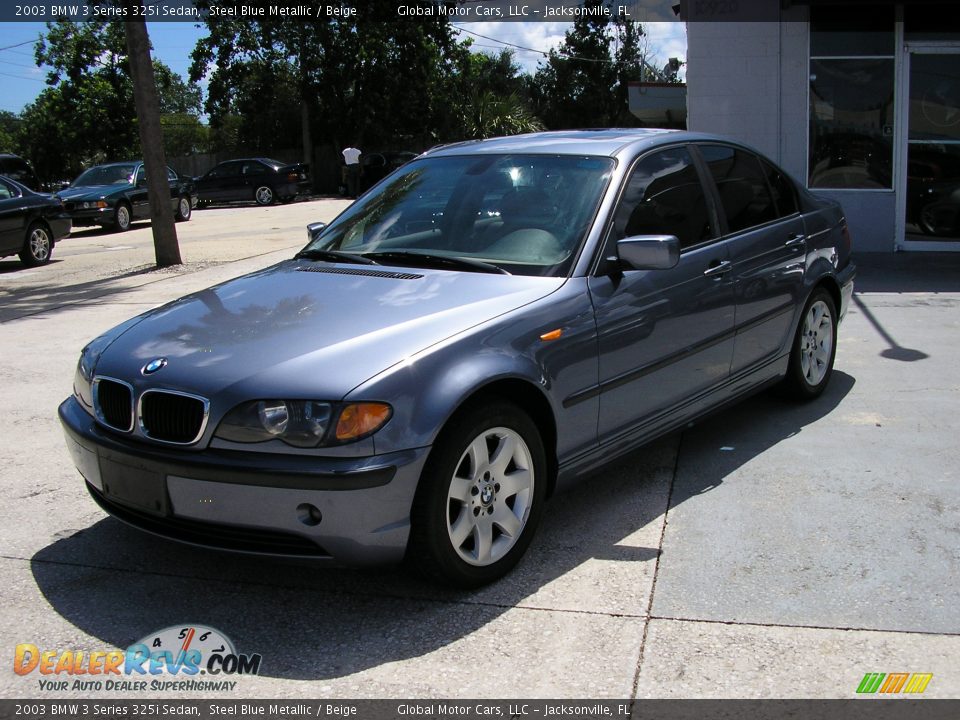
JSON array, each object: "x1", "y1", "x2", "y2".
[
  {"x1": 785, "y1": 234, "x2": 806, "y2": 248},
  {"x1": 703, "y1": 260, "x2": 731, "y2": 277}
]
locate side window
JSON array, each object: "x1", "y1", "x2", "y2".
[
  {"x1": 760, "y1": 159, "x2": 799, "y2": 218},
  {"x1": 134, "y1": 166, "x2": 145, "y2": 184},
  {"x1": 0, "y1": 179, "x2": 16, "y2": 200},
  {"x1": 243, "y1": 162, "x2": 267, "y2": 176},
  {"x1": 612, "y1": 146, "x2": 715, "y2": 250},
  {"x1": 167, "y1": 168, "x2": 178, "y2": 181},
  {"x1": 210, "y1": 162, "x2": 240, "y2": 179},
  {"x1": 699, "y1": 145, "x2": 778, "y2": 233}
]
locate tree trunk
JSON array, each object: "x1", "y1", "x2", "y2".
[{"x1": 122, "y1": 10, "x2": 181, "y2": 267}]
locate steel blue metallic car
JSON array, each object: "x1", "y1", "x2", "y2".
[{"x1": 60, "y1": 130, "x2": 856, "y2": 587}]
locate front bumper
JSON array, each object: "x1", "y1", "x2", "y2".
[
  {"x1": 59, "y1": 396, "x2": 428, "y2": 565},
  {"x1": 65, "y1": 205, "x2": 114, "y2": 227}
]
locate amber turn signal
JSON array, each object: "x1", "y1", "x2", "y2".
[
  {"x1": 335, "y1": 402, "x2": 392, "y2": 441},
  {"x1": 539, "y1": 328, "x2": 563, "y2": 341}
]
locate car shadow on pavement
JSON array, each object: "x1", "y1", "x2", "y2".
[{"x1": 30, "y1": 374, "x2": 854, "y2": 681}]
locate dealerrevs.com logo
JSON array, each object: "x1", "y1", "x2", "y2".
[{"x1": 14, "y1": 625, "x2": 262, "y2": 692}]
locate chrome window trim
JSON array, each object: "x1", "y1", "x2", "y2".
[{"x1": 137, "y1": 388, "x2": 211, "y2": 446}]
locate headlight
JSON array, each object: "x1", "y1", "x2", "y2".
[
  {"x1": 73, "y1": 334, "x2": 114, "y2": 410},
  {"x1": 81, "y1": 200, "x2": 108, "y2": 209},
  {"x1": 214, "y1": 400, "x2": 391, "y2": 448}
]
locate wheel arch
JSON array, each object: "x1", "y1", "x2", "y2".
[{"x1": 452, "y1": 378, "x2": 559, "y2": 498}]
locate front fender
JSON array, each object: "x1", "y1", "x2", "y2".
[{"x1": 347, "y1": 279, "x2": 600, "y2": 461}]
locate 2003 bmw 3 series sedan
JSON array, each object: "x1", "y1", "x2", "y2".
[{"x1": 60, "y1": 130, "x2": 855, "y2": 587}]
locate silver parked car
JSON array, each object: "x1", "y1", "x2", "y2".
[{"x1": 60, "y1": 130, "x2": 856, "y2": 587}]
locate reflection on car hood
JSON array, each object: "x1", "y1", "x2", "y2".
[
  {"x1": 59, "y1": 185, "x2": 128, "y2": 200},
  {"x1": 95, "y1": 259, "x2": 564, "y2": 399}
]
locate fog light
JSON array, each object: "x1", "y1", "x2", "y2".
[{"x1": 297, "y1": 503, "x2": 322, "y2": 527}]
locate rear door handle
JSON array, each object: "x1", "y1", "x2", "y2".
[
  {"x1": 703, "y1": 260, "x2": 731, "y2": 277},
  {"x1": 785, "y1": 234, "x2": 806, "y2": 248}
]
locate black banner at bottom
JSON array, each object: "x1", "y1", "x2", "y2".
[{"x1": 1, "y1": 700, "x2": 958, "y2": 720}]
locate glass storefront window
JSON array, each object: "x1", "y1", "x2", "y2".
[
  {"x1": 808, "y1": 8, "x2": 894, "y2": 190},
  {"x1": 810, "y1": 6, "x2": 895, "y2": 57},
  {"x1": 809, "y1": 59, "x2": 895, "y2": 189}
]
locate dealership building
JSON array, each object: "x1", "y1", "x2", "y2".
[{"x1": 683, "y1": 2, "x2": 959, "y2": 252}]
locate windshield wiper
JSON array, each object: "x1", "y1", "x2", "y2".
[
  {"x1": 362, "y1": 251, "x2": 510, "y2": 275},
  {"x1": 294, "y1": 248, "x2": 378, "y2": 265}
]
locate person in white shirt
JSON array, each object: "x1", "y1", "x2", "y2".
[{"x1": 342, "y1": 146, "x2": 362, "y2": 198}]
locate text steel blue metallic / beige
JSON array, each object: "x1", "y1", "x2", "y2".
[{"x1": 60, "y1": 130, "x2": 855, "y2": 587}]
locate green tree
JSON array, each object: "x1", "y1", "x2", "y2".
[
  {"x1": 532, "y1": 2, "x2": 645, "y2": 129},
  {"x1": 0, "y1": 111, "x2": 19, "y2": 152},
  {"x1": 26, "y1": 19, "x2": 205, "y2": 180},
  {"x1": 190, "y1": 1, "x2": 473, "y2": 160}
]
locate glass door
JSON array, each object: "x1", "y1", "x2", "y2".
[{"x1": 904, "y1": 50, "x2": 960, "y2": 244}]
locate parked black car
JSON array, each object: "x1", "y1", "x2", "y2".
[
  {"x1": 0, "y1": 154, "x2": 43, "y2": 192},
  {"x1": 352, "y1": 151, "x2": 418, "y2": 194},
  {"x1": 0, "y1": 175, "x2": 71, "y2": 266},
  {"x1": 59, "y1": 161, "x2": 196, "y2": 233},
  {"x1": 195, "y1": 158, "x2": 309, "y2": 206}
]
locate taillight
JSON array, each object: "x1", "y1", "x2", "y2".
[{"x1": 288, "y1": 173, "x2": 298, "y2": 182}]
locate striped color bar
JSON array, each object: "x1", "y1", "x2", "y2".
[{"x1": 857, "y1": 672, "x2": 933, "y2": 694}]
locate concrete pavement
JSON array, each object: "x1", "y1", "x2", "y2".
[{"x1": 0, "y1": 223, "x2": 957, "y2": 700}]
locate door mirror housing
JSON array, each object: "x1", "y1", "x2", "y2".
[
  {"x1": 615, "y1": 235, "x2": 680, "y2": 271},
  {"x1": 307, "y1": 221, "x2": 327, "y2": 244}
]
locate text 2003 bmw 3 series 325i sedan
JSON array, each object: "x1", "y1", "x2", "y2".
[{"x1": 60, "y1": 130, "x2": 856, "y2": 587}]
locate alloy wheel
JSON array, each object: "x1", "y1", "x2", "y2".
[{"x1": 446, "y1": 426, "x2": 534, "y2": 567}]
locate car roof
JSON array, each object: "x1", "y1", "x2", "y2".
[
  {"x1": 86, "y1": 161, "x2": 141, "y2": 168},
  {"x1": 423, "y1": 129, "x2": 742, "y2": 158}
]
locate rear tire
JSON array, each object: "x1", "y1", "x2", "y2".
[
  {"x1": 408, "y1": 401, "x2": 547, "y2": 588},
  {"x1": 19, "y1": 222, "x2": 53, "y2": 267},
  {"x1": 782, "y1": 288, "x2": 837, "y2": 400},
  {"x1": 254, "y1": 185, "x2": 275, "y2": 206}
]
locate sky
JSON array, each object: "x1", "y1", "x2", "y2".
[{"x1": 0, "y1": 20, "x2": 687, "y2": 115}]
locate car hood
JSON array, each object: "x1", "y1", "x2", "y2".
[
  {"x1": 95, "y1": 259, "x2": 564, "y2": 399},
  {"x1": 60, "y1": 184, "x2": 128, "y2": 200}
]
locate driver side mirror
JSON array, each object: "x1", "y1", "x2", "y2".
[
  {"x1": 307, "y1": 221, "x2": 327, "y2": 244},
  {"x1": 614, "y1": 235, "x2": 680, "y2": 271}
]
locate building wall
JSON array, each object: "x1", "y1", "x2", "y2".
[{"x1": 686, "y1": 13, "x2": 897, "y2": 252}]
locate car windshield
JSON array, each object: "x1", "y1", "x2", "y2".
[
  {"x1": 261, "y1": 158, "x2": 284, "y2": 169},
  {"x1": 73, "y1": 165, "x2": 137, "y2": 186},
  {"x1": 302, "y1": 154, "x2": 615, "y2": 277}
]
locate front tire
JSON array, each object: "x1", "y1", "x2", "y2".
[
  {"x1": 783, "y1": 288, "x2": 837, "y2": 400},
  {"x1": 175, "y1": 195, "x2": 192, "y2": 222},
  {"x1": 113, "y1": 202, "x2": 132, "y2": 232},
  {"x1": 19, "y1": 222, "x2": 53, "y2": 267},
  {"x1": 408, "y1": 401, "x2": 547, "y2": 588},
  {"x1": 254, "y1": 185, "x2": 275, "y2": 206}
]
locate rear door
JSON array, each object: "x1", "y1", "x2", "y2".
[
  {"x1": 0, "y1": 178, "x2": 25, "y2": 254},
  {"x1": 695, "y1": 144, "x2": 807, "y2": 374},
  {"x1": 587, "y1": 145, "x2": 736, "y2": 442}
]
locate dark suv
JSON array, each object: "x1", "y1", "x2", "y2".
[{"x1": 0, "y1": 154, "x2": 42, "y2": 192}]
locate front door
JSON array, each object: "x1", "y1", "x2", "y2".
[
  {"x1": 588, "y1": 145, "x2": 735, "y2": 443},
  {"x1": 901, "y1": 49, "x2": 960, "y2": 248}
]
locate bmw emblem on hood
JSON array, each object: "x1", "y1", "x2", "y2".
[{"x1": 142, "y1": 357, "x2": 168, "y2": 375}]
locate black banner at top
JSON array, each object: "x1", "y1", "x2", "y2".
[{"x1": 0, "y1": 0, "x2": 792, "y2": 24}]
